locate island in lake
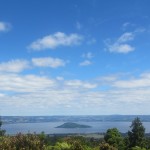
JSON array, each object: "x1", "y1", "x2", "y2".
[{"x1": 56, "y1": 122, "x2": 91, "y2": 128}]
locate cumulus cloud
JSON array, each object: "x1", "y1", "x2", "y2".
[
  {"x1": 0, "y1": 22, "x2": 11, "y2": 32},
  {"x1": 105, "y1": 32, "x2": 135, "y2": 54},
  {"x1": 0, "y1": 59, "x2": 30, "y2": 73},
  {"x1": 32, "y1": 57, "x2": 67, "y2": 68},
  {"x1": 28, "y1": 32, "x2": 83, "y2": 50},
  {"x1": 108, "y1": 43, "x2": 135, "y2": 54},
  {"x1": 79, "y1": 60, "x2": 92, "y2": 66}
]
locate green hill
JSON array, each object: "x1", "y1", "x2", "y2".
[{"x1": 56, "y1": 122, "x2": 91, "y2": 128}]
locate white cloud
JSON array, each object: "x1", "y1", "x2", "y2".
[
  {"x1": 0, "y1": 73, "x2": 99, "y2": 115},
  {"x1": 122, "y1": 22, "x2": 135, "y2": 30},
  {"x1": 0, "y1": 93, "x2": 5, "y2": 97},
  {"x1": 108, "y1": 43, "x2": 135, "y2": 54},
  {"x1": 32, "y1": 57, "x2": 67, "y2": 68},
  {"x1": 82, "y1": 52, "x2": 94, "y2": 59},
  {"x1": 100, "y1": 75, "x2": 119, "y2": 82},
  {"x1": 79, "y1": 60, "x2": 92, "y2": 66},
  {"x1": 134, "y1": 28, "x2": 146, "y2": 35},
  {"x1": 105, "y1": 32, "x2": 135, "y2": 54},
  {"x1": 0, "y1": 73, "x2": 56, "y2": 93},
  {"x1": 122, "y1": 22, "x2": 130, "y2": 28},
  {"x1": 1, "y1": 72, "x2": 150, "y2": 115},
  {"x1": 65, "y1": 79, "x2": 97, "y2": 89},
  {"x1": 29, "y1": 32, "x2": 83, "y2": 50},
  {"x1": 0, "y1": 22, "x2": 11, "y2": 32},
  {"x1": 0, "y1": 57, "x2": 67, "y2": 73},
  {"x1": 117, "y1": 32, "x2": 134, "y2": 43},
  {"x1": 0, "y1": 59, "x2": 30, "y2": 73},
  {"x1": 112, "y1": 73, "x2": 150, "y2": 88},
  {"x1": 56, "y1": 76, "x2": 64, "y2": 81}
]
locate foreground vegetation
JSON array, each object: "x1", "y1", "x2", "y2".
[{"x1": 1, "y1": 117, "x2": 150, "y2": 150}]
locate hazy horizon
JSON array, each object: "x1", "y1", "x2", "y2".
[{"x1": 2, "y1": 114, "x2": 150, "y2": 117}]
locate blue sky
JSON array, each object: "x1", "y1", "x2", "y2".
[{"x1": 0, "y1": 0, "x2": 150, "y2": 116}]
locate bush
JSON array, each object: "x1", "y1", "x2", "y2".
[
  {"x1": 130, "y1": 146, "x2": 146, "y2": 150},
  {"x1": 0, "y1": 133, "x2": 45, "y2": 150},
  {"x1": 99, "y1": 142, "x2": 117, "y2": 150}
]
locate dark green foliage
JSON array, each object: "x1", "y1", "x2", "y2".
[
  {"x1": 89, "y1": 137, "x2": 101, "y2": 148},
  {"x1": 128, "y1": 117, "x2": 145, "y2": 148},
  {"x1": 144, "y1": 137, "x2": 150, "y2": 149},
  {"x1": 43, "y1": 135, "x2": 62, "y2": 146},
  {"x1": 0, "y1": 116, "x2": 6, "y2": 136},
  {"x1": 104, "y1": 128, "x2": 125, "y2": 150},
  {"x1": 0, "y1": 117, "x2": 2, "y2": 128},
  {"x1": 39, "y1": 131, "x2": 47, "y2": 146},
  {"x1": 0, "y1": 130, "x2": 5, "y2": 136}
]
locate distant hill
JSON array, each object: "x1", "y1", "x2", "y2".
[
  {"x1": 2, "y1": 115, "x2": 150, "y2": 124},
  {"x1": 56, "y1": 122, "x2": 91, "y2": 128}
]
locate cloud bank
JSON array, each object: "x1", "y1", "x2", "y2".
[{"x1": 1, "y1": 71, "x2": 150, "y2": 115}]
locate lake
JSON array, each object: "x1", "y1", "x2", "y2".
[{"x1": 2, "y1": 121, "x2": 150, "y2": 135}]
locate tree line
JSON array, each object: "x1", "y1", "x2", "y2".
[{"x1": 0, "y1": 117, "x2": 150, "y2": 150}]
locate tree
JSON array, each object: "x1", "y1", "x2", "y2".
[
  {"x1": 145, "y1": 137, "x2": 150, "y2": 149},
  {"x1": 104, "y1": 128, "x2": 125, "y2": 150},
  {"x1": 128, "y1": 117, "x2": 145, "y2": 148},
  {"x1": 0, "y1": 116, "x2": 5, "y2": 136},
  {"x1": 0, "y1": 116, "x2": 2, "y2": 129}
]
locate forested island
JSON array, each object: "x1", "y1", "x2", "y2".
[
  {"x1": 0, "y1": 117, "x2": 150, "y2": 150},
  {"x1": 56, "y1": 122, "x2": 91, "y2": 128}
]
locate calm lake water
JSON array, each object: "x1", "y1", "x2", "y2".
[{"x1": 2, "y1": 122, "x2": 150, "y2": 135}]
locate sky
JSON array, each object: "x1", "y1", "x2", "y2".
[{"x1": 0, "y1": 0, "x2": 150, "y2": 116}]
